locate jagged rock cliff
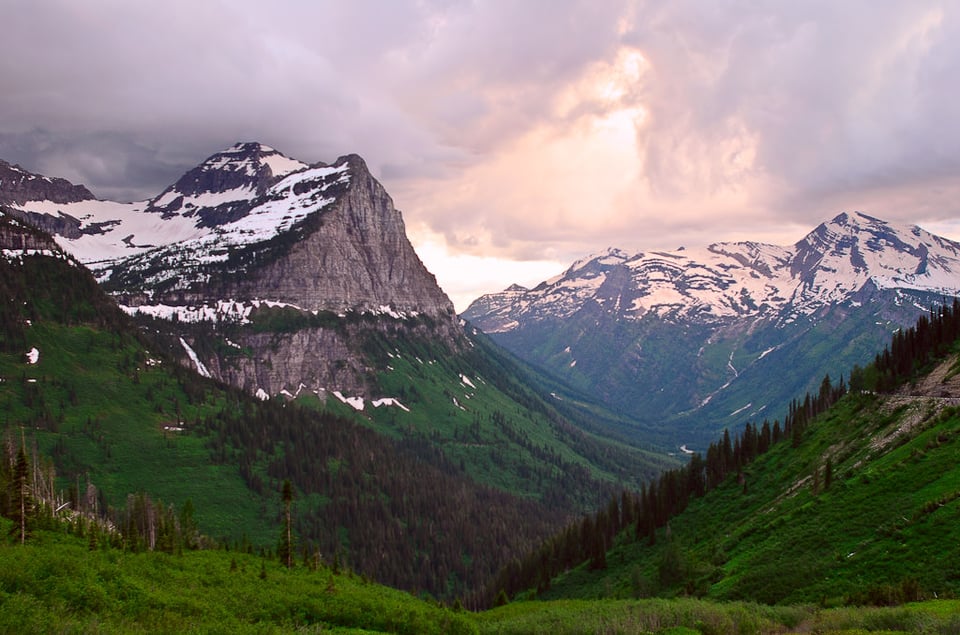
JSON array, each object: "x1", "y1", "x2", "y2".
[{"x1": 0, "y1": 209, "x2": 65, "y2": 252}]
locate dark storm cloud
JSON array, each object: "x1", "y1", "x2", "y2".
[
  {"x1": 0, "y1": 0, "x2": 629, "y2": 199},
  {"x1": 2, "y1": 0, "x2": 960, "y2": 307}
]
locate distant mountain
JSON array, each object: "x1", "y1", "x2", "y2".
[
  {"x1": 463, "y1": 212, "x2": 960, "y2": 447},
  {"x1": 0, "y1": 158, "x2": 94, "y2": 206}
]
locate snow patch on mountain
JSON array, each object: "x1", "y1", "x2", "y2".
[
  {"x1": 11, "y1": 198, "x2": 202, "y2": 263},
  {"x1": 333, "y1": 391, "x2": 365, "y2": 411},
  {"x1": 7, "y1": 143, "x2": 340, "y2": 274},
  {"x1": 100, "y1": 161, "x2": 351, "y2": 291},
  {"x1": 179, "y1": 337, "x2": 211, "y2": 378},
  {"x1": 372, "y1": 397, "x2": 410, "y2": 412},
  {"x1": 262, "y1": 152, "x2": 308, "y2": 178}
]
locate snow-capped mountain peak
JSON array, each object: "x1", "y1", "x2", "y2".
[
  {"x1": 1, "y1": 143, "x2": 343, "y2": 267},
  {"x1": 465, "y1": 211, "x2": 960, "y2": 331},
  {"x1": 462, "y1": 211, "x2": 960, "y2": 444},
  {"x1": 146, "y1": 142, "x2": 309, "y2": 224},
  {"x1": 790, "y1": 211, "x2": 960, "y2": 307}
]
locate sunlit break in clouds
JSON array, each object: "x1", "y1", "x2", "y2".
[{"x1": 2, "y1": 1, "x2": 959, "y2": 310}]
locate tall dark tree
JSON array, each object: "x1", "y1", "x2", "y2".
[
  {"x1": 278, "y1": 479, "x2": 295, "y2": 568},
  {"x1": 8, "y1": 442, "x2": 33, "y2": 544}
]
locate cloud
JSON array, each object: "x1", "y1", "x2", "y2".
[
  {"x1": 623, "y1": 1, "x2": 960, "y2": 224},
  {"x1": 2, "y1": 0, "x2": 959, "y2": 305}
]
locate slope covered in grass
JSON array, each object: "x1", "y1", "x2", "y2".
[
  {"x1": 4, "y1": 521, "x2": 960, "y2": 635},
  {"x1": 535, "y1": 348, "x2": 960, "y2": 606},
  {"x1": 0, "y1": 519, "x2": 475, "y2": 634}
]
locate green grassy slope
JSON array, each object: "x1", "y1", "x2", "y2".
[
  {"x1": 538, "y1": 351, "x2": 960, "y2": 605},
  {"x1": 354, "y1": 326, "x2": 677, "y2": 507},
  {"x1": 0, "y1": 320, "x2": 269, "y2": 543},
  {"x1": 0, "y1": 519, "x2": 476, "y2": 634},
  {"x1": 4, "y1": 520, "x2": 960, "y2": 635}
]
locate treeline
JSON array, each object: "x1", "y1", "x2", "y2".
[
  {"x1": 0, "y1": 245, "x2": 131, "y2": 354},
  {"x1": 483, "y1": 369, "x2": 847, "y2": 606},
  {"x1": 856, "y1": 297, "x2": 960, "y2": 392},
  {"x1": 1, "y1": 429, "x2": 202, "y2": 554},
  {"x1": 199, "y1": 395, "x2": 568, "y2": 602}
]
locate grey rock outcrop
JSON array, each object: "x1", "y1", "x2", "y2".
[
  {"x1": 0, "y1": 159, "x2": 95, "y2": 206},
  {"x1": 0, "y1": 209, "x2": 65, "y2": 251},
  {"x1": 232, "y1": 155, "x2": 455, "y2": 320}
]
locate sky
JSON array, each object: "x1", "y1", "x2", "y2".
[{"x1": 3, "y1": 1, "x2": 960, "y2": 311}]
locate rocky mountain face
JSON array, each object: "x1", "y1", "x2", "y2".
[
  {"x1": 463, "y1": 212, "x2": 960, "y2": 447},
  {"x1": 0, "y1": 159, "x2": 94, "y2": 206},
  {"x1": 1, "y1": 148, "x2": 668, "y2": 523},
  {"x1": 0, "y1": 209, "x2": 65, "y2": 253},
  {"x1": 3, "y1": 143, "x2": 459, "y2": 399},
  {"x1": 0, "y1": 160, "x2": 98, "y2": 238}
]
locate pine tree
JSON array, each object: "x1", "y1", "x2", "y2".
[
  {"x1": 8, "y1": 441, "x2": 32, "y2": 544},
  {"x1": 278, "y1": 479, "x2": 295, "y2": 568}
]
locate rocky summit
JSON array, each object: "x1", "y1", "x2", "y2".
[{"x1": 2, "y1": 143, "x2": 459, "y2": 398}]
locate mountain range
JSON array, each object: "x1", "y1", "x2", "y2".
[
  {"x1": 4, "y1": 140, "x2": 960, "y2": 620},
  {"x1": 464, "y1": 212, "x2": 960, "y2": 447}
]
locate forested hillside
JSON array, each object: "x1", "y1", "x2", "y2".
[
  {"x1": 491, "y1": 299, "x2": 960, "y2": 607},
  {"x1": 0, "y1": 219, "x2": 603, "y2": 600}
]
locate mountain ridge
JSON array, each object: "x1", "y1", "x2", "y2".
[
  {"x1": 0, "y1": 145, "x2": 670, "y2": 522},
  {"x1": 468, "y1": 212, "x2": 960, "y2": 331},
  {"x1": 463, "y1": 212, "x2": 960, "y2": 446}
]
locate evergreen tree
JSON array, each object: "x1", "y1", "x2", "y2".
[
  {"x1": 8, "y1": 441, "x2": 33, "y2": 544},
  {"x1": 278, "y1": 479, "x2": 295, "y2": 568}
]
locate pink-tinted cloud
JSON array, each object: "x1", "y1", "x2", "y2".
[{"x1": 2, "y1": 0, "x2": 959, "y2": 307}]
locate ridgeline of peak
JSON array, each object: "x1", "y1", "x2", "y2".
[
  {"x1": 0, "y1": 159, "x2": 95, "y2": 206},
  {"x1": 467, "y1": 211, "x2": 960, "y2": 330},
  {"x1": 145, "y1": 142, "x2": 309, "y2": 225}
]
